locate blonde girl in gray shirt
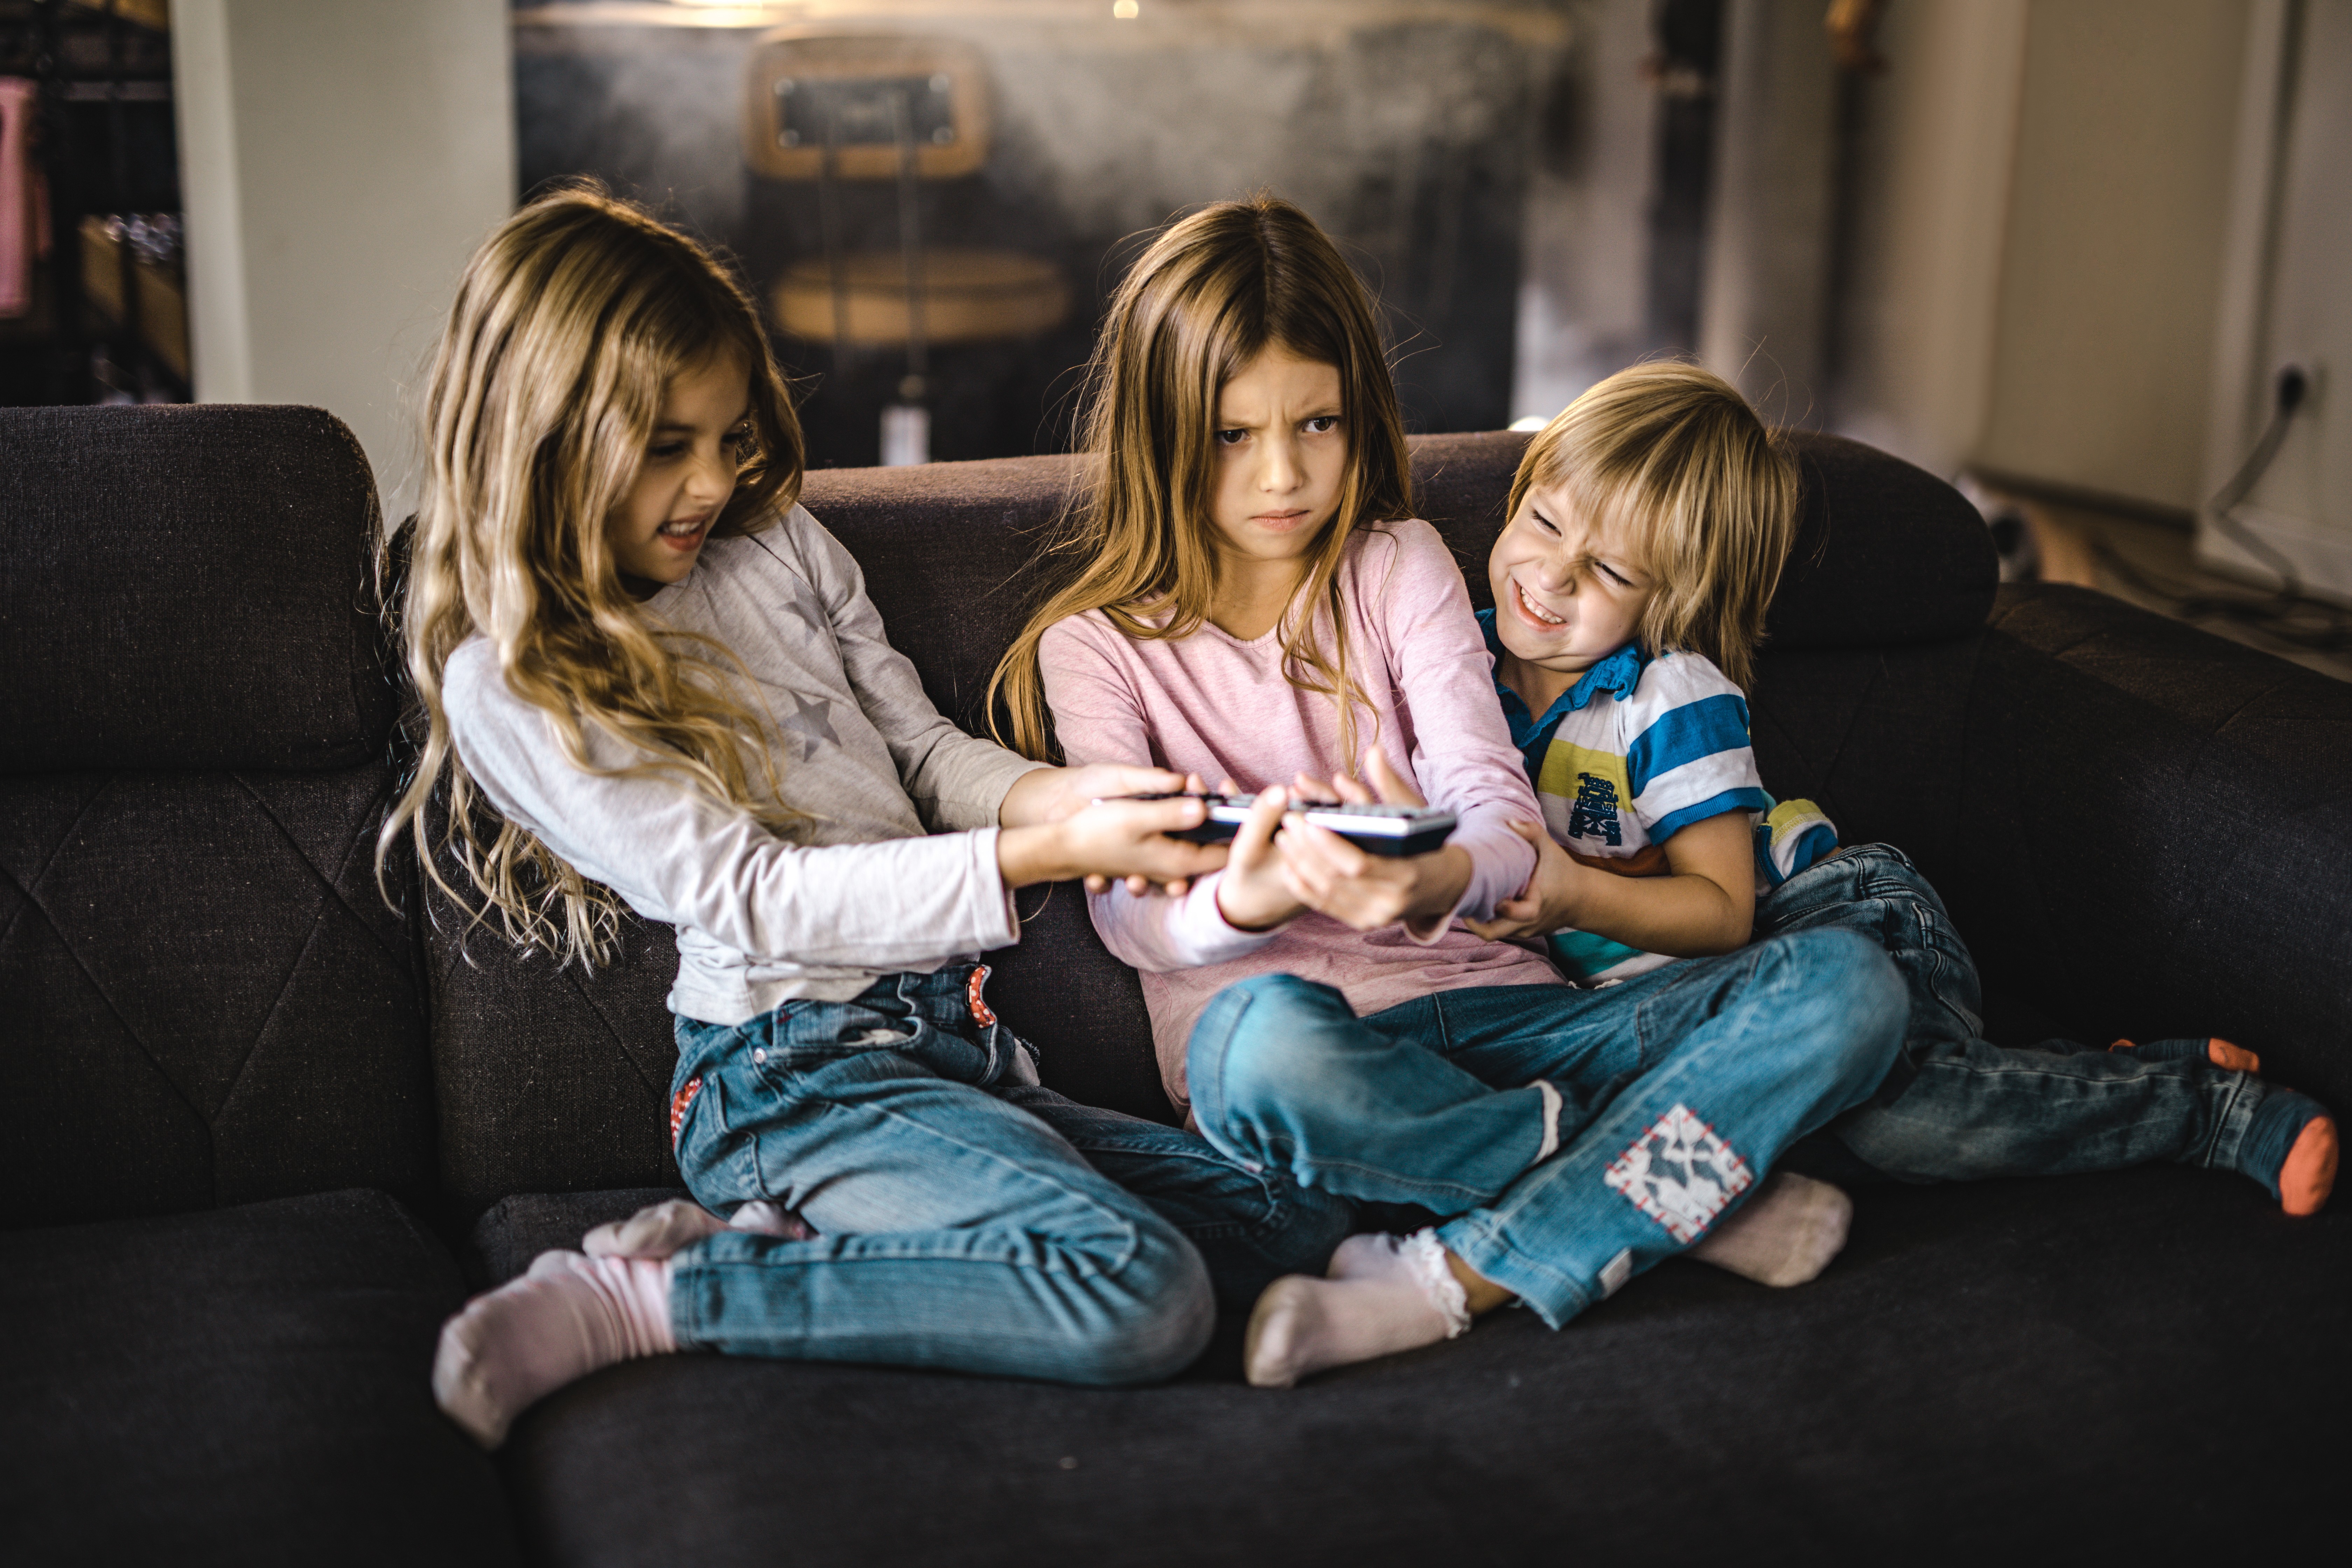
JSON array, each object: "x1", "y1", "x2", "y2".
[{"x1": 394, "y1": 188, "x2": 1352, "y2": 1447}]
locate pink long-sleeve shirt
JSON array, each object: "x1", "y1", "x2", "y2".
[{"x1": 1040, "y1": 518, "x2": 1568, "y2": 1109}]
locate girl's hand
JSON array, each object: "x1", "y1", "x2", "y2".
[
  {"x1": 1004, "y1": 762, "x2": 1217, "y2": 897},
  {"x1": 1000, "y1": 762, "x2": 1189, "y2": 828},
  {"x1": 1464, "y1": 820, "x2": 1591, "y2": 940},
  {"x1": 1275, "y1": 750, "x2": 1469, "y2": 933},
  {"x1": 997, "y1": 792, "x2": 1229, "y2": 891},
  {"x1": 1214, "y1": 785, "x2": 1307, "y2": 932}
]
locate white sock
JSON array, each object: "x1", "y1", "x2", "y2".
[
  {"x1": 432, "y1": 1250, "x2": 676, "y2": 1449},
  {"x1": 1685, "y1": 1171, "x2": 1853, "y2": 1288},
  {"x1": 581, "y1": 1197, "x2": 807, "y2": 1260},
  {"x1": 1244, "y1": 1230, "x2": 1472, "y2": 1389}
]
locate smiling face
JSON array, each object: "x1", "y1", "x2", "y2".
[
  {"x1": 1205, "y1": 348, "x2": 1348, "y2": 571},
  {"x1": 606, "y1": 346, "x2": 753, "y2": 595},
  {"x1": 1486, "y1": 480, "x2": 1657, "y2": 710}
]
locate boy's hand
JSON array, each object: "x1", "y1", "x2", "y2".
[
  {"x1": 1214, "y1": 784, "x2": 1306, "y2": 932},
  {"x1": 1277, "y1": 750, "x2": 1468, "y2": 934},
  {"x1": 1465, "y1": 820, "x2": 1594, "y2": 940}
]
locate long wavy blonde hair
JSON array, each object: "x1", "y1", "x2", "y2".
[
  {"x1": 379, "y1": 185, "x2": 806, "y2": 965},
  {"x1": 1509, "y1": 361, "x2": 1798, "y2": 691},
  {"x1": 989, "y1": 194, "x2": 1413, "y2": 764}
]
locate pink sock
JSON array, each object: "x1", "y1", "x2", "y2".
[
  {"x1": 1244, "y1": 1230, "x2": 1471, "y2": 1388},
  {"x1": 581, "y1": 1197, "x2": 808, "y2": 1260},
  {"x1": 432, "y1": 1250, "x2": 676, "y2": 1448}
]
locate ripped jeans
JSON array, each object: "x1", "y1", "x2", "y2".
[{"x1": 664, "y1": 964, "x2": 1353, "y2": 1386}]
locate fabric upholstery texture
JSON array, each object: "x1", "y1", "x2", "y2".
[
  {"x1": 497, "y1": 1165, "x2": 2343, "y2": 1567},
  {"x1": 0, "y1": 1190, "x2": 520, "y2": 1568},
  {"x1": 8, "y1": 403, "x2": 2350, "y2": 1563},
  {"x1": 0, "y1": 407, "x2": 434, "y2": 1228},
  {"x1": 0, "y1": 404, "x2": 396, "y2": 774}
]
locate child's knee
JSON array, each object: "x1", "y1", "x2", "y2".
[
  {"x1": 1073, "y1": 1222, "x2": 1216, "y2": 1386},
  {"x1": 1768, "y1": 927, "x2": 1908, "y2": 1081},
  {"x1": 1186, "y1": 973, "x2": 1353, "y2": 1131}
]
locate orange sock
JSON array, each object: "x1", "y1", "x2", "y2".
[
  {"x1": 2206, "y1": 1037, "x2": 2261, "y2": 1072},
  {"x1": 2108, "y1": 1037, "x2": 2262, "y2": 1073},
  {"x1": 2280, "y1": 1117, "x2": 2338, "y2": 1218}
]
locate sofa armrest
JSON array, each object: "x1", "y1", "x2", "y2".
[
  {"x1": 1954, "y1": 586, "x2": 2350, "y2": 1105},
  {"x1": 1752, "y1": 584, "x2": 2351, "y2": 1109}
]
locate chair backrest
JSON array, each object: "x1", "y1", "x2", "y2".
[
  {"x1": 422, "y1": 427, "x2": 1995, "y2": 1213},
  {"x1": 0, "y1": 405, "x2": 436, "y2": 1227}
]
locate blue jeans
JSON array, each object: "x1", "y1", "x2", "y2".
[
  {"x1": 665, "y1": 966, "x2": 1352, "y2": 1386},
  {"x1": 1756, "y1": 844, "x2": 2298, "y2": 1186},
  {"x1": 1186, "y1": 927, "x2": 1906, "y2": 1328}
]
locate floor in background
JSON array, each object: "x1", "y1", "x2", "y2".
[{"x1": 1992, "y1": 492, "x2": 2352, "y2": 684}]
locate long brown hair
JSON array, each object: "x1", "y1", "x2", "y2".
[
  {"x1": 989, "y1": 193, "x2": 1412, "y2": 764},
  {"x1": 1508, "y1": 360, "x2": 1797, "y2": 691},
  {"x1": 379, "y1": 184, "x2": 806, "y2": 965}
]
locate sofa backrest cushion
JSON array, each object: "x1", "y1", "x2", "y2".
[
  {"x1": 0, "y1": 406, "x2": 398, "y2": 774},
  {"x1": 0, "y1": 407, "x2": 436, "y2": 1227},
  {"x1": 424, "y1": 429, "x2": 1997, "y2": 1208}
]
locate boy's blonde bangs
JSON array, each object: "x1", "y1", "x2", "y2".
[{"x1": 1509, "y1": 362, "x2": 1798, "y2": 691}]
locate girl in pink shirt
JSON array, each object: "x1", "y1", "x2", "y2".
[{"x1": 992, "y1": 195, "x2": 1907, "y2": 1386}]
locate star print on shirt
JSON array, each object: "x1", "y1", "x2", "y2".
[{"x1": 778, "y1": 688, "x2": 840, "y2": 762}]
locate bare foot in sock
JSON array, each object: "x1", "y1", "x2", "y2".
[
  {"x1": 1686, "y1": 1172, "x2": 1853, "y2": 1288},
  {"x1": 2281, "y1": 1116, "x2": 2338, "y2": 1218},
  {"x1": 1244, "y1": 1230, "x2": 1471, "y2": 1389},
  {"x1": 582, "y1": 1197, "x2": 808, "y2": 1260},
  {"x1": 433, "y1": 1250, "x2": 676, "y2": 1448}
]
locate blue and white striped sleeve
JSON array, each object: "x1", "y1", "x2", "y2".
[{"x1": 1622, "y1": 652, "x2": 1770, "y2": 843}]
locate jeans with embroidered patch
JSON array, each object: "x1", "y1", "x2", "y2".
[
  {"x1": 663, "y1": 965, "x2": 1353, "y2": 1386},
  {"x1": 1185, "y1": 928, "x2": 1906, "y2": 1328},
  {"x1": 1756, "y1": 843, "x2": 2294, "y2": 1186}
]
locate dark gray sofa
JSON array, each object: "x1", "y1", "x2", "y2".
[{"x1": 4, "y1": 405, "x2": 2346, "y2": 1567}]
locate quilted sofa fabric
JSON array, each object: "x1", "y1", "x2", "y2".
[
  {"x1": 0, "y1": 404, "x2": 396, "y2": 774},
  {"x1": 0, "y1": 407, "x2": 434, "y2": 1227}
]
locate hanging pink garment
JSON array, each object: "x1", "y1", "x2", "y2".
[{"x1": 0, "y1": 78, "x2": 38, "y2": 319}]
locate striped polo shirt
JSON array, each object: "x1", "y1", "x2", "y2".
[{"x1": 1479, "y1": 612, "x2": 1838, "y2": 983}]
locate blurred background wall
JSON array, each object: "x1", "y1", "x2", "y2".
[{"x1": 1, "y1": 0, "x2": 2342, "y2": 600}]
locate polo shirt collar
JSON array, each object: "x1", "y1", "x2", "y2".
[{"x1": 1477, "y1": 609, "x2": 1651, "y2": 750}]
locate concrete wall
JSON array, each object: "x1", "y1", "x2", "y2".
[
  {"x1": 1510, "y1": 0, "x2": 1657, "y2": 424},
  {"x1": 1977, "y1": 0, "x2": 2251, "y2": 510},
  {"x1": 1698, "y1": 0, "x2": 1840, "y2": 425},
  {"x1": 1827, "y1": 0, "x2": 2029, "y2": 480},
  {"x1": 175, "y1": 0, "x2": 515, "y2": 513}
]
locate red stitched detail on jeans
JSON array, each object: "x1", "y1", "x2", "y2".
[
  {"x1": 670, "y1": 1076, "x2": 704, "y2": 1150},
  {"x1": 967, "y1": 964, "x2": 997, "y2": 1028},
  {"x1": 1601, "y1": 1103, "x2": 1752, "y2": 1244}
]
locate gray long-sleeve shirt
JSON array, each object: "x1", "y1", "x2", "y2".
[{"x1": 442, "y1": 505, "x2": 1046, "y2": 1026}]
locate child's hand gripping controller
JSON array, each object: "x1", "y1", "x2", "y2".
[{"x1": 1116, "y1": 792, "x2": 1458, "y2": 858}]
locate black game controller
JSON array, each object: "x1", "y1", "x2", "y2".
[{"x1": 1115, "y1": 792, "x2": 1458, "y2": 858}]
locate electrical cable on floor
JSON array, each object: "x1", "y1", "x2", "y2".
[{"x1": 2087, "y1": 365, "x2": 2350, "y2": 656}]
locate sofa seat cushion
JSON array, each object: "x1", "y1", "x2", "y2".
[
  {"x1": 493, "y1": 1166, "x2": 2339, "y2": 1564},
  {"x1": 0, "y1": 1189, "x2": 520, "y2": 1568}
]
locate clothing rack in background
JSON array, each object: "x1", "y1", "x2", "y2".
[{"x1": 0, "y1": 0, "x2": 182, "y2": 407}]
